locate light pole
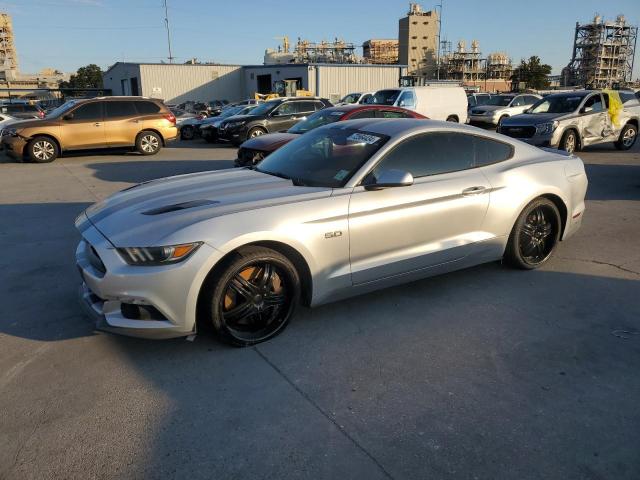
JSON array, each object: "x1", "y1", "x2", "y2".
[{"x1": 163, "y1": 0, "x2": 174, "y2": 63}]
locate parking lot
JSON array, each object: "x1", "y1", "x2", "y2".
[{"x1": 0, "y1": 139, "x2": 639, "y2": 479}]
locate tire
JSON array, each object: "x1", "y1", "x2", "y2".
[
  {"x1": 559, "y1": 129, "x2": 578, "y2": 154},
  {"x1": 446, "y1": 115, "x2": 458, "y2": 123},
  {"x1": 135, "y1": 131, "x2": 162, "y2": 155},
  {"x1": 497, "y1": 115, "x2": 508, "y2": 129},
  {"x1": 26, "y1": 136, "x2": 59, "y2": 163},
  {"x1": 247, "y1": 127, "x2": 266, "y2": 140},
  {"x1": 203, "y1": 246, "x2": 301, "y2": 347},
  {"x1": 180, "y1": 125, "x2": 195, "y2": 140},
  {"x1": 504, "y1": 198, "x2": 561, "y2": 270},
  {"x1": 614, "y1": 123, "x2": 637, "y2": 151}
]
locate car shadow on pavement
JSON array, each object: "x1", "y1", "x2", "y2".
[
  {"x1": 585, "y1": 163, "x2": 640, "y2": 201},
  {"x1": 87, "y1": 159, "x2": 235, "y2": 184},
  {"x1": 100, "y1": 266, "x2": 640, "y2": 479}
]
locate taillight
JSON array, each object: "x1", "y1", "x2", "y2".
[
  {"x1": 38, "y1": 111, "x2": 45, "y2": 119},
  {"x1": 164, "y1": 113, "x2": 176, "y2": 124}
]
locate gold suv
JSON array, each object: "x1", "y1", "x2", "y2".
[{"x1": 1, "y1": 96, "x2": 178, "y2": 163}]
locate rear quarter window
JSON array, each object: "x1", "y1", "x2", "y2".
[
  {"x1": 474, "y1": 136, "x2": 514, "y2": 166},
  {"x1": 135, "y1": 101, "x2": 161, "y2": 114}
]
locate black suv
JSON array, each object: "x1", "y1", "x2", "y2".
[{"x1": 218, "y1": 97, "x2": 332, "y2": 146}]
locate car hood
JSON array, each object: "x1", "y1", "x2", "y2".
[
  {"x1": 240, "y1": 132, "x2": 299, "y2": 151},
  {"x1": 7, "y1": 118, "x2": 53, "y2": 129},
  {"x1": 502, "y1": 112, "x2": 569, "y2": 125},
  {"x1": 471, "y1": 105, "x2": 506, "y2": 113},
  {"x1": 220, "y1": 114, "x2": 258, "y2": 124},
  {"x1": 83, "y1": 168, "x2": 332, "y2": 247}
]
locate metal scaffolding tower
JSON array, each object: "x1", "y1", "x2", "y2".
[
  {"x1": 566, "y1": 14, "x2": 637, "y2": 88},
  {"x1": 0, "y1": 13, "x2": 18, "y2": 80}
]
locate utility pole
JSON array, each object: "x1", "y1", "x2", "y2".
[
  {"x1": 436, "y1": 0, "x2": 443, "y2": 80},
  {"x1": 163, "y1": 0, "x2": 174, "y2": 63}
]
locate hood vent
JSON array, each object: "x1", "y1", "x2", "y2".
[{"x1": 142, "y1": 199, "x2": 219, "y2": 215}]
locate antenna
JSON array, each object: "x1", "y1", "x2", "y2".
[{"x1": 163, "y1": 0, "x2": 174, "y2": 63}]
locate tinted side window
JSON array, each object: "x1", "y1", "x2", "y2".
[
  {"x1": 349, "y1": 110, "x2": 377, "y2": 119},
  {"x1": 474, "y1": 136, "x2": 513, "y2": 166},
  {"x1": 296, "y1": 101, "x2": 317, "y2": 114},
  {"x1": 511, "y1": 96, "x2": 526, "y2": 107},
  {"x1": 375, "y1": 133, "x2": 475, "y2": 178},
  {"x1": 7, "y1": 105, "x2": 25, "y2": 113},
  {"x1": 71, "y1": 102, "x2": 103, "y2": 120},
  {"x1": 274, "y1": 102, "x2": 296, "y2": 115},
  {"x1": 105, "y1": 101, "x2": 137, "y2": 118},
  {"x1": 134, "y1": 101, "x2": 161, "y2": 114},
  {"x1": 583, "y1": 94, "x2": 604, "y2": 112}
]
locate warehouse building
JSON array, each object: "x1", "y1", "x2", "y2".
[{"x1": 104, "y1": 62, "x2": 406, "y2": 105}]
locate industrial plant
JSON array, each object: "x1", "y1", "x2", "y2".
[{"x1": 563, "y1": 14, "x2": 638, "y2": 88}]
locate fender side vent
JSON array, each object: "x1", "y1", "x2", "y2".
[{"x1": 142, "y1": 199, "x2": 219, "y2": 215}]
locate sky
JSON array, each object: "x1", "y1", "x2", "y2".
[{"x1": 2, "y1": 0, "x2": 639, "y2": 77}]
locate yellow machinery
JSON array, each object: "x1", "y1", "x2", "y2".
[{"x1": 254, "y1": 79, "x2": 313, "y2": 101}]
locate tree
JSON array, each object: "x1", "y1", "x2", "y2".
[
  {"x1": 511, "y1": 56, "x2": 552, "y2": 90},
  {"x1": 59, "y1": 64, "x2": 104, "y2": 89}
]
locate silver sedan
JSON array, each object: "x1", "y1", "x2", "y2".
[{"x1": 75, "y1": 119, "x2": 588, "y2": 346}]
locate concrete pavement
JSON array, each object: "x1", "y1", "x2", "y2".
[{"x1": 1, "y1": 140, "x2": 639, "y2": 479}]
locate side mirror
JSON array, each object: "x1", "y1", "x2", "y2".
[
  {"x1": 63, "y1": 113, "x2": 74, "y2": 120},
  {"x1": 523, "y1": 108, "x2": 531, "y2": 114},
  {"x1": 582, "y1": 106, "x2": 593, "y2": 114},
  {"x1": 364, "y1": 169, "x2": 414, "y2": 191}
]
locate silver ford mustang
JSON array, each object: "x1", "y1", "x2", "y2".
[{"x1": 75, "y1": 119, "x2": 588, "y2": 346}]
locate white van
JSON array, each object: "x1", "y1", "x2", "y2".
[{"x1": 369, "y1": 85, "x2": 468, "y2": 123}]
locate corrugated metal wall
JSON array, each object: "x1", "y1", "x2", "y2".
[
  {"x1": 313, "y1": 65, "x2": 406, "y2": 102},
  {"x1": 139, "y1": 64, "x2": 244, "y2": 103}
]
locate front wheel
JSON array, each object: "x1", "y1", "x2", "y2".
[
  {"x1": 26, "y1": 136, "x2": 59, "y2": 163},
  {"x1": 180, "y1": 125, "x2": 195, "y2": 140},
  {"x1": 504, "y1": 198, "x2": 561, "y2": 270},
  {"x1": 247, "y1": 127, "x2": 266, "y2": 140},
  {"x1": 615, "y1": 123, "x2": 637, "y2": 150},
  {"x1": 203, "y1": 247, "x2": 300, "y2": 346},
  {"x1": 135, "y1": 131, "x2": 162, "y2": 155},
  {"x1": 559, "y1": 130, "x2": 578, "y2": 154}
]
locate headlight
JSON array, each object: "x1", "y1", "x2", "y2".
[
  {"x1": 536, "y1": 121, "x2": 559, "y2": 135},
  {"x1": 117, "y1": 242, "x2": 202, "y2": 266},
  {"x1": 227, "y1": 120, "x2": 246, "y2": 128},
  {"x1": 3, "y1": 128, "x2": 18, "y2": 137}
]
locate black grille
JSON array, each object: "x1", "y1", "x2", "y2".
[{"x1": 500, "y1": 126, "x2": 536, "y2": 139}]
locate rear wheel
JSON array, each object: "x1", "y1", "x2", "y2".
[
  {"x1": 559, "y1": 130, "x2": 578, "y2": 154},
  {"x1": 26, "y1": 136, "x2": 59, "y2": 163},
  {"x1": 135, "y1": 131, "x2": 162, "y2": 155},
  {"x1": 615, "y1": 123, "x2": 637, "y2": 150},
  {"x1": 504, "y1": 198, "x2": 561, "y2": 270},
  {"x1": 446, "y1": 115, "x2": 458, "y2": 122},
  {"x1": 203, "y1": 247, "x2": 300, "y2": 346}
]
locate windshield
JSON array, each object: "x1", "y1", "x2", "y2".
[
  {"x1": 255, "y1": 126, "x2": 389, "y2": 188},
  {"x1": 340, "y1": 93, "x2": 361, "y2": 104},
  {"x1": 288, "y1": 109, "x2": 345, "y2": 134},
  {"x1": 46, "y1": 100, "x2": 77, "y2": 118},
  {"x1": 238, "y1": 105, "x2": 258, "y2": 115},
  {"x1": 246, "y1": 100, "x2": 279, "y2": 116},
  {"x1": 484, "y1": 95, "x2": 513, "y2": 106},
  {"x1": 529, "y1": 95, "x2": 584, "y2": 114},
  {"x1": 370, "y1": 90, "x2": 401, "y2": 106},
  {"x1": 217, "y1": 106, "x2": 244, "y2": 118}
]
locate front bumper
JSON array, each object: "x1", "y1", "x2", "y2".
[
  {"x1": 76, "y1": 217, "x2": 222, "y2": 339},
  {"x1": 498, "y1": 125, "x2": 562, "y2": 149},
  {"x1": 468, "y1": 114, "x2": 499, "y2": 125},
  {"x1": 1, "y1": 135, "x2": 27, "y2": 158},
  {"x1": 219, "y1": 124, "x2": 248, "y2": 143}
]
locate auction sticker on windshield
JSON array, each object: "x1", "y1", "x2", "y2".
[{"x1": 347, "y1": 133, "x2": 381, "y2": 144}]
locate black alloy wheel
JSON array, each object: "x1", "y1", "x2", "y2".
[
  {"x1": 205, "y1": 247, "x2": 300, "y2": 346},
  {"x1": 505, "y1": 198, "x2": 561, "y2": 269}
]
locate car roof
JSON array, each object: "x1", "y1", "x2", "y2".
[
  {"x1": 544, "y1": 90, "x2": 593, "y2": 98},
  {"x1": 325, "y1": 117, "x2": 515, "y2": 141},
  {"x1": 325, "y1": 104, "x2": 412, "y2": 113}
]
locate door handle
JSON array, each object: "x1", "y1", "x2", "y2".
[
  {"x1": 462, "y1": 186, "x2": 487, "y2": 196},
  {"x1": 94, "y1": 122, "x2": 101, "y2": 127}
]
